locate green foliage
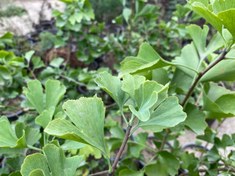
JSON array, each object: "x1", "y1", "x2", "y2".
[
  {"x1": 0, "y1": 49, "x2": 25, "y2": 98},
  {"x1": 0, "y1": 117, "x2": 40, "y2": 148},
  {"x1": 0, "y1": 32, "x2": 13, "y2": 49},
  {"x1": 21, "y1": 143, "x2": 84, "y2": 176},
  {"x1": 2, "y1": 0, "x2": 235, "y2": 175},
  {"x1": 189, "y1": 0, "x2": 235, "y2": 41}
]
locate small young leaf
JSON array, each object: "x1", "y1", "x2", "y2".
[
  {"x1": 95, "y1": 72, "x2": 127, "y2": 108},
  {"x1": 123, "y1": 8, "x2": 132, "y2": 23},
  {"x1": 139, "y1": 96, "x2": 186, "y2": 132},
  {"x1": 121, "y1": 74, "x2": 146, "y2": 99},
  {"x1": 0, "y1": 117, "x2": 41, "y2": 148},
  {"x1": 129, "y1": 81, "x2": 162, "y2": 122},
  {"x1": 35, "y1": 107, "x2": 55, "y2": 128},
  {"x1": 0, "y1": 117, "x2": 21, "y2": 148}
]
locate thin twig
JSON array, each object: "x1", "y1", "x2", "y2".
[
  {"x1": 111, "y1": 125, "x2": 132, "y2": 174},
  {"x1": 158, "y1": 50, "x2": 228, "y2": 164},
  {"x1": 89, "y1": 170, "x2": 109, "y2": 176},
  {"x1": 181, "y1": 49, "x2": 228, "y2": 107},
  {"x1": 59, "y1": 74, "x2": 86, "y2": 86},
  {"x1": 90, "y1": 126, "x2": 132, "y2": 176},
  {"x1": 159, "y1": 129, "x2": 170, "y2": 151}
]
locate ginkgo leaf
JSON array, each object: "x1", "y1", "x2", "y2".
[
  {"x1": 129, "y1": 81, "x2": 162, "y2": 122},
  {"x1": 21, "y1": 154, "x2": 50, "y2": 176},
  {"x1": 20, "y1": 144, "x2": 84, "y2": 176},
  {"x1": 145, "y1": 151, "x2": 180, "y2": 176},
  {"x1": 45, "y1": 80, "x2": 66, "y2": 109},
  {"x1": 95, "y1": 72, "x2": 127, "y2": 108},
  {"x1": 120, "y1": 43, "x2": 170, "y2": 75},
  {"x1": 24, "y1": 80, "x2": 66, "y2": 113},
  {"x1": 45, "y1": 97, "x2": 109, "y2": 158},
  {"x1": 121, "y1": 74, "x2": 146, "y2": 99},
  {"x1": 217, "y1": 10, "x2": 235, "y2": 40},
  {"x1": 190, "y1": 0, "x2": 235, "y2": 39},
  {"x1": 200, "y1": 59, "x2": 235, "y2": 82},
  {"x1": 187, "y1": 24, "x2": 209, "y2": 57},
  {"x1": 0, "y1": 117, "x2": 40, "y2": 148},
  {"x1": 139, "y1": 96, "x2": 186, "y2": 132},
  {"x1": 202, "y1": 83, "x2": 235, "y2": 118},
  {"x1": 190, "y1": 2, "x2": 222, "y2": 32},
  {"x1": 24, "y1": 80, "x2": 44, "y2": 114},
  {"x1": 184, "y1": 104, "x2": 207, "y2": 135},
  {"x1": 0, "y1": 117, "x2": 23, "y2": 148},
  {"x1": 24, "y1": 79, "x2": 66, "y2": 128},
  {"x1": 173, "y1": 43, "x2": 199, "y2": 77},
  {"x1": 35, "y1": 107, "x2": 55, "y2": 128}
]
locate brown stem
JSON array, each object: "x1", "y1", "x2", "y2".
[
  {"x1": 181, "y1": 49, "x2": 228, "y2": 107},
  {"x1": 160, "y1": 49, "x2": 228, "y2": 158},
  {"x1": 90, "y1": 125, "x2": 132, "y2": 176},
  {"x1": 89, "y1": 170, "x2": 109, "y2": 176},
  {"x1": 159, "y1": 129, "x2": 169, "y2": 151},
  {"x1": 111, "y1": 125, "x2": 132, "y2": 174}
]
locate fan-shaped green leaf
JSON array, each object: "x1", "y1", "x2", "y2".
[
  {"x1": 173, "y1": 43, "x2": 199, "y2": 77},
  {"x1": 24, "y1": 80, "x2": 44, "y2": 113},
  {"x1": 120, "y1": 43, "x2": 170, "y2": 75},
  {"x1": 202, "y1": 83, "x2": 235, "y2": 118},
  {"x1": 35, "y1": 107, "x2": 55, "y2": 128},
  {"x1": 45, "y1": 97, "x2": 109, "y2": 158},
  {"x1": 121, "y1": 74, "x2": 146, "y2": 99},
  {"x1": 184, "y1": 104, "x2": 207, "y2": 135},
  {"x1": 95, "y1": 72, "x2": 127, "y2": 108},
  {"x1": 129, "y1": 81, "x2": 162, "y2": 122},
  {"x1": 21, "y1": 154, "x2": 50, "y2": 176},
  {"x1": 139, "y1": 96, "x2": 186, "y2": 132},
  {"x1": 190, "y1": 2, "x2": 222, "y2": 32},
  {"x1": 145, "y1": 151, "x2": 180, "y2": 176},
  {"x1": 24, "y1": 79, "x2": 66, "y2": 128},
  {"x1": 212, "y1": 0, "x2": 235, "y2": 14},
  {"x1": 45, "y1": 80, "x2": 66, "y2": 109},
  {"x1": 21, "y1": 144, "x2": 84, "y2": 176},
  {"x1": 0, "y1": 117, "x2": 41, "y2": 149},
  {"x1": 201, "y1": 59, "x2": 235, "y2": 82},
  {"x1": 187, "y1": 25, "x2": 209, "y2": 57}
]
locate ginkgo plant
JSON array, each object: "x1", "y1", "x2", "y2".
[{"x1": 2, "y1": 0, "x2": 235, "y2": 176}]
